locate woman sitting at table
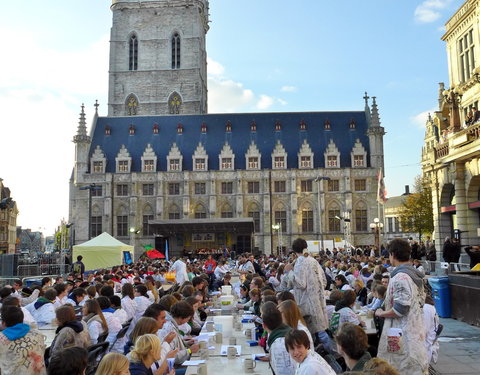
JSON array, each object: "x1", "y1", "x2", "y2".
[
  {"x1": 277, "y1": 299, "x2": 314, "y2": 350},
  {"x1": 96, "y1": 352, "x2": 130, "y2": 375},
  {"x1": 82, "y1": 298, "x2": 109, "y2": 345},
  {"x1": 65, "y1": 287, "x2": 87, "y2": 307},
  {"x1": 246, "y1": 288, "x2": 261, "y2": 316},
  {"x1": 353, "y1": 279, "x2": 368, "y2": 306},
  {"x1": 97, "y1": 296, "x2": 123, "y2": 347},
  {"x1": 129, "y1": 334, "x2": 173, "y2": 375},
  {"x1": 50, "y1": 305, "x2": 91, "y2": 357},
  {"x1": 185, "y1": 296, "x2": 203, "y2": 335},
  {"x1": 334, "y1": 290, "x2": 365, "y2": 327},
  {"x1": 121, "y1": 283, "x2": 137, "y2": 322},
  {"x1": 124, "y1": 317, "x2": 159, "y2": 355},
  {"x1": 134, "y1": 285, "x2": 152, "y2": 321}
]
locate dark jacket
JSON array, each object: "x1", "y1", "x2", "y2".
[
  {"x1": 129, "y1": 361, "x2": 153, "y2": 375},
  {"x1": 465, "y1": 247, "x2": 480, "y2": 269},
  {"x1": 351, "y1": 352, "x2": 372, "y2": 371},
  {"x1": 443, "y1": 241, "x2": 460, "y2": 263}
]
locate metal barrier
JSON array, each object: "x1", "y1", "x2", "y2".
[
  {"x1": 17, "y1": 264, "x2": 70, "y2": 278},
  {"x1": 421, "y1": 261, "x2": 471, "y2": 276}
]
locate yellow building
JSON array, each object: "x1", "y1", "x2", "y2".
[
  {"x1": 0, "y1": 178, "x2": 19, "y2": 254},
  {"x1": 422, "y1": 0, "x2": 480, "y2": 250}
]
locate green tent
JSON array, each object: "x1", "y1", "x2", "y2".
[{"x1": 72, "y1": 232, "x2": 133, "y2": 271}]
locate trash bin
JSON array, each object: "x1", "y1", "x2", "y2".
[{"x1": 428, "y1": 276, "x2": 451, "y2": 318}]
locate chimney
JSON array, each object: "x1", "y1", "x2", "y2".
[{"x1": 404, "y1": 185, "x2": 410, "y2": 195}]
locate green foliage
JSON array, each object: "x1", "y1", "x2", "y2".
[
  {"x1": 54, "y1": 224, "x2": 69, "y2": 250},
  {"x1": 398, "y1": 176, "x2": 434, "y2": 240}
]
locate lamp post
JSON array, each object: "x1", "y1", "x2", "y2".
[
  {"x1": 272, "y1": 223, "x2": 281, "y2": 256},
  {"x1": 369, "y1": 217, "x2": 384, "y2": 252},
  {"x1": 79, "y1": 184, "x2": 102, "y2": 240},
  {"x1": 314, "y1": 177, "x2": 331, "y2": 250},
  {"x1": 129, "y1": 227, "x2": 141, "y2": 260}
]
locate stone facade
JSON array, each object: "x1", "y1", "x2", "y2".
[
  {"x1": 383, "y1": 190, "x2": 419, "y2": 242},
  {"x1": 0, "y1": 178, "x2": 19, "y2": 254},
  {"x1": 108, "y1": 0, "x2": 209, "y2": 116},
  {"x1": 69, "y1": 1, "x2": 385, "y2": 258},
  {"x1": 421, "y1": 0, "x2": 480, "y2": 252}
]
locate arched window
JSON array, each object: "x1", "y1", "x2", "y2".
[
  {"x1": 194, "y1": 204, "x2": 207, "y2": 219},
  {"x1": 168, "y1": 204, "x2": 181, "y2": 220},
  {"x1": 328, "y1": 202, "x2": 341, "y2": 232},
  {"x1": 248, "y1": 202, "x2": 261, "y2": 233},
  {"x1": 91, "y1": 205, "x2": 102, "y2": 238},
  {"x1": 142, "y1": 205, "x2": 154, "y2": 236},
  {"x1": 221, "y1": 203, "x2": 233, "y2": 218},
  {"x1": 129, "y1": 34, "x2": 138, "y2": 71},
  {"x1": 171, "y1": 33, "x2": 180, "y2": 69}
]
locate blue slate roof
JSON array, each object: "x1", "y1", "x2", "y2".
[{"x1": 89, "y1": 111, "x2": 371, "y2": 172}]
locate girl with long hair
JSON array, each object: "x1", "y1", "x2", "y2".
[{"x1": 82, "y1": 298, "x2": 109, "y2": 345}]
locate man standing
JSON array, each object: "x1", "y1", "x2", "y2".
[
  {"x1": 376, "y1": 238, "x2": 428, "y2": 375},
  {"x1": 284, "y1": 238, "x2": 333, "y2": 353},
  {"x1": 72, "y1": 255, "x2": 85, "y2": 277},
  {"x1": 170, "y1": 257, "x2": 189, "y2": 285}
]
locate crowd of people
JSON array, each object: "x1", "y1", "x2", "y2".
[{"x1": 0, "y1": 238, "x2": 442, "y2": 375}]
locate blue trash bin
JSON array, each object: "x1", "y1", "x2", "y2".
[{"x1": 428, "y1": 276, "x2": 451, "y2": 318}]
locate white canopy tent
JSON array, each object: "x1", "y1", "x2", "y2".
[{"x1": 72, "y1": 232, "x2": 133, "y2": 271}]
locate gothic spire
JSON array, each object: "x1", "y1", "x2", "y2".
[
  {"x1": 370, "y1": 96, "x2": 381, "y2": 127},
  {"x1": 73, "y1": 103, "x2": 91, "y2": 143}
]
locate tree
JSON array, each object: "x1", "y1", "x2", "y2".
[{"x1": 398, "y1": 175, "x2": 434, "y2": 240}]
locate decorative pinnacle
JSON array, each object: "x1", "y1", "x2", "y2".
[
  {"x1": 73, "y1": 103, "x2": 91, "y2": 143},
  {"x1": 370, "y1": 96, "x2": 381, "y2": 127}
]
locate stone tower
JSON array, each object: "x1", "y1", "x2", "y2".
[{"x1": 108, "y1": 0, "x2": 209, "y2": 116}]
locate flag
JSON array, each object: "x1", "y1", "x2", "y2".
[
  {"x1": 377, "y1": 168, "x2": 387, "y2": 204},
  {"x1": 165, "y1": 238, "x2": 169, "y2": 262}
]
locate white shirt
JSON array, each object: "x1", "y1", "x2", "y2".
[
  {"x1": 295, "y1": 351, "x2": 336, "y2": 375},
  {"x1": 31, "y1": 301, "x2": 55, "y2": 326},
  {"x1": 423, "y1": 303, "x2": 439, "y2": 364},
  {"x1": 133, "y1": 296, "x2": 151, "y2": 321},
  {"x1": 121, "y1": 296, "x2": 137, "y2": 321},
  {"x1": 170, "y1": 259, "x2": 188, "y2": 284}
]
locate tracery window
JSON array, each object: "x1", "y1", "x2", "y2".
[
  {"x1": 129, "y1": 34, "x2": 138, "y2": 71},
  {"x1": 172, "y1": 33, "x2": 180, "y2": 69}
]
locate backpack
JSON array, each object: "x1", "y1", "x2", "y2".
[
  {"x1": 329, "y1": 312, "x2": 341, "y2": 336},
  {"x1": 73, "y1": 262, "x2": 82, "y2": 275}
]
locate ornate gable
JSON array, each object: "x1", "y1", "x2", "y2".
[
  {"x1": 297, "y1": 139, "x2": 314, "y2": 169},
  {"x1": 245, "y1": 141, "x2": 261, "y2": 170},
  {"x1": 167, "y1": 143, "x2": 183, "y2": 171},
  {"x1": 90, "y1": 145, "x2": 106, "y2": 174},
  {"x1": 219, "y1": 142, "x2": 235, "y2": 170},
  {"x1": 115, "y1": 145, "x2": 131, "y2": 173},
  {"x1": 324, "y1": 139, "x2": 340, "y2": 168},
  {"x1": 272, "y1": 140, "x2": 287, "y2": 169},
  {"x1": 192, "y1": 142, "x2": 208, "y2": 171},
  {"x1": 350, "y1": 138, "x2": 367, "y2": 168},
  {"x1": 141, "y1": 143, "x2": 157, "y2": 172}
]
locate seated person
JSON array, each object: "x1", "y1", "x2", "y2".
[
  {"x1": 0, "y1": 295, "x2": 37, "y2": 328},
  {"x1": 0, "y1": 306, "x2": 46, "y2": 374},
  {"x1": 48, "y1": 347, "x2": 88, "y2": 375},
  {"x1": 334, "y1": 290, "x2": 365, "y2": 327},
  {"x1": 260, "y1": 301, "x2": 296, "y2": 375},
  {"x1": 335, "y1": 322, "x2": 371, "y2": 372},
  {"x1": 366, "y1": 285, "x2": 386, "y2": 311},
  {"x1": 284, "y1": 329, "x2": 336, "y2": 375},
  {"x1": 31, "y1": 288, "x2": 57, "y2": 326}
]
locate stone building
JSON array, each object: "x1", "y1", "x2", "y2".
[
  {"x1": 421, "y1": 0, "x2": 480, "y2": 251},
  {"x1": 69, "y1": 0, "x2": 385, "y2": 257},
  {"x1": 383, "y1": 186, "x2": 419, "y2": 242},
  {"x1": 0, "y1": 178, "x2": 19, "y2": 254}
]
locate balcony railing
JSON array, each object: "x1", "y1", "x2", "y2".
[{"x1": 434, "y1": 121, "x2": 480, "y2": 159}]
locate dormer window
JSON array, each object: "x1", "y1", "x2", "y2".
[
  {"x1": 118, "y1": 160, "x2": 129, "y2": 172},
  {"x1": 105, "y1": 126, "x2": 111, "y2": 136},
  {"x1": 299, "y1": 120, "x2": 306, "y2": 131},
  {"x1": 248, "y1": 157, "x2": 259, "y2": 169},
  {"x1": 275, "y1": 120, "x2": 282, "y2": 131},
  {"x1": 195, "y1": 158, "x2": 206, "y2": 170},
  {"x1": 129, "y1": 125, "x2": 135, "y2": 135},
  {"x1": 221, "y1": 158, "x2": 232, "y2": 169},
  {"x1": 201, "y1": 122, "x2": 207, "y2": 133},
  {"x1": 153, "y1": 123, "x2": 159, "y2": 134},
  {"x1": 349, "y1": 119, "x2": 356, "y2": 129},
  {"x1": 144, "y1": 160, "x2": 155, "y2": 171},
  {"x1": 274, "y1": 156, "x2": 285, "y2": 168},
  {"x1": 169, "y1": 159, "x2": 180, "y2": 171},
  {"x1": 93, "y1": 161, "x2": 103, "y2": 173},
  {"x1": 250, "y1": 121, "x2": 257, "y2": 132},
  {"x1": 353, "y1": 155, "x2": 364, "y2": 167},
  {"x1": 300, "y1": 156, "x2": 312, "y2": 168},
  {"x1": 327, "y1": 156, "x2": 338, "y2": 167},
  {"x1": 324, "y1": 120, "x2": 331, "y2": 130},
  {"x1": 226, "y1": 121, "x2": 232, "y2": 133},
  {"x1": 177, "y1": 123, "x2": 183, "y2": 134}
]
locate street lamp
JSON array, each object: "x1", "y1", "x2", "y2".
[
  {"x1": 79, "y1": 184, "x2": 102, "y2": 240},
  {"x1": 272, "y1": 223, "x2": 282, "y2": 256},
  {"x1": 370, "y1": 217, "x2": 384, "y2": 252},
  {"x1": 314, "y1": 176, "x2": 331, "y2": 250}
]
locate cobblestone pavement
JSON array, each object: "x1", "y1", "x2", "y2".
[{"x1": 430, "y1": 318, "x2": 480, "y2": 375}]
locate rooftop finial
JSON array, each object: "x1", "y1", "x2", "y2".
[
  {"x1": 363, "y1": 92, "x2": 369, "y2": 107},
  {"x1": 370, "y1": 96, "x2": 381, "y2": 127},
  {"x1": 94, "y1": 100, "x2": 99, "y2": 113},
  {"x1": 73, "y1": 103, "x2": 90, "y2": 143}
]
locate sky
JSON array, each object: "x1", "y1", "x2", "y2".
[{"x1": 0, "y1": 0, "x2": 465, "y2": 236}]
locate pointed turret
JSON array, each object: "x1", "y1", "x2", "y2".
[
  {"x1": 366, "y1": 96, "x2": 385, "y2": 172},
  {"x1": 73, "y1": 104, "x2": 92, "y2": 184}
]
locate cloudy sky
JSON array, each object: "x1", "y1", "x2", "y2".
[{"x1": 0, "y1": 0, "x2": 465, "y2": 235}]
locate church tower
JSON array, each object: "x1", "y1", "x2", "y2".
[
  {"x1": 108, "y1": 0, "x2": 209, "y2": 116},
  {"x1": 366, "y1": 95, "x2": 386, "y2": 172}
]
